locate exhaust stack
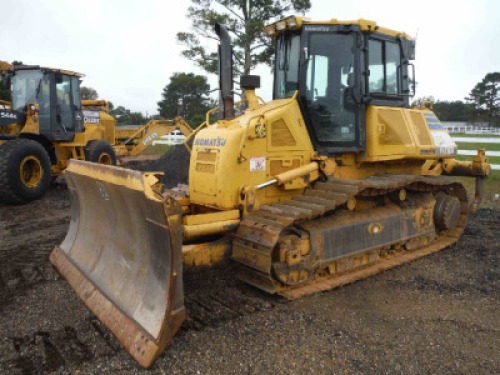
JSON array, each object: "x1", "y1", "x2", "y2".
[{"x1": 215, "y1": 23, "x2": 235, "y2": 120}]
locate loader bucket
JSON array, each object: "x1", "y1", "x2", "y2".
[{"x1": 50, "y1": 160, "x2": 185, "y2": 368}]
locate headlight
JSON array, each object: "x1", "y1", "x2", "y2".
[
  {"x1": 275, "y1": 20, "x2": 286, "y2": 31},
  {"x1": 285, "y1": 16, "x2": 297, "y2": 28},
  {"x1": 264, "y1": 25, "x2": 275, "y2": 36}
]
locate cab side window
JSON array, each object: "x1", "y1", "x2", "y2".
[
  {"x1": 368, "y1": 39, "x2": 402, "y2": 95},
  {"x1": 56, "y1": 76, "x2": 74, "y2": 131}
]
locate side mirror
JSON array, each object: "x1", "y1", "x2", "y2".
[
  {"x1": 404, "y1": 61, "x2": 416, "y2": 96},
  {"x1": 55, "y1": 72, "x2": 63, "y2": 84},
  {"x1": 409, "y1": 40, "x2": 416, "y2": 60}
]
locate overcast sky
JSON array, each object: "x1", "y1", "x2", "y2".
[{"x1": 2, "y1": 0, "x2": 499, "y2": 116}]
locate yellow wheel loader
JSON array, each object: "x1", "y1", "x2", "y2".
[
  {"x1": 0, "y1": 63, "x2": 193, "y2": 204},
  {"x1": 0, "y1": 63, "x2": 117, "y2": 203},
  {"x1": 50, "y1": 18, "x2": 490, "y2": 368}
]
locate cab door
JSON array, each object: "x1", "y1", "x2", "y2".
[
  {"x1": 298, "y1": 26, "x2": 366, "y2": 155},
  {"x1": 54, "y1": 74, "x2": 75, "y2": 135}
]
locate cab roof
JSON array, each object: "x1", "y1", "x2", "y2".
[
  {"x1": 264, "y1": 16, "x2": 414, "y2": 41},
  {"x1": 12, "y1": 65, "x2": 85, "y2": 78}
]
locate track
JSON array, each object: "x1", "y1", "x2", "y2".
[{"x1": 233, "y1": 174, "x2": 468, "y2": 297}]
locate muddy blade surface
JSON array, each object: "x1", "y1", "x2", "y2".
[{"x1": 50, "y1": 160, "x2": 185, "y2": 368}]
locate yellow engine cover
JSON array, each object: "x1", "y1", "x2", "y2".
[
  {"x1": 189, "y1": 99, "x2": 314, "y2": 210},
  {"x1": 363, "y1": 106, "x2": 457, "y2": 161}
]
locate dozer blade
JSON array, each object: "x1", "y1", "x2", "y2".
[{"x1": 50, "y1": 160, "x2": 185, "y2": 368}]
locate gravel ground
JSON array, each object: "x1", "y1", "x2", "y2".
[{"x1": 0, "y1": 182, "x2": 499, "y2": 375}]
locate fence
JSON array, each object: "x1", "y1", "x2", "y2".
[
  {"x1": 442, "y1": 122, "x2": 500, "y2": 135},
  {"x1": 152, "y1": 131, "x2": 186, "y2": 146}
]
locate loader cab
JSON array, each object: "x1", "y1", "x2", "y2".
[
  {"x1": 10, "y1": 67, "x2": 84, "y2": 141},
  {"x1": 271, "y1": 19, "x2": 415, "y2": 155}
]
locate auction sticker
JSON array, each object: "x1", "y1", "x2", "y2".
[{"x1": 250, "y1": 157, "x2": 266, "y2": 171}]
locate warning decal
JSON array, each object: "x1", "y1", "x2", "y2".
[{"x1": 250, "y1": 157, "x2": 266, "y2": 171}]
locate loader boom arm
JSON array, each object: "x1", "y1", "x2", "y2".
[{"x1": 114, "y1": 117, "x2": 193, "y2": 157}]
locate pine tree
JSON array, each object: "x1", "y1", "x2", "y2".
[
  {"x1": 466, "y1": 72, "x2": 500, "y2": 127},
  {"x1": 176, "y1": 0, "x2": 311, "y2": 89}
]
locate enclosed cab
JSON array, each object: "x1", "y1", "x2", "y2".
[{"x1": 9, "y1": 67, "x2": 85, "y2": 140}]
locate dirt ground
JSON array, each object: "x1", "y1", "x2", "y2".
[{"x1": 0, "y1": 179, "x2": 499, "y2": 375}]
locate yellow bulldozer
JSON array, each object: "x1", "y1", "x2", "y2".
[
  {"x1": 50, "y1": 18, "x2": 490, "y2": 368},
  {"x1": 0, "y1": 62, "x2": 192, "y2": 203}
]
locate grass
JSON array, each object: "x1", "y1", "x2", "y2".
[
  {"x1": 455, "y1": 176, "x2": 500, "y2": 210},
  {"x1": 487, "y1": 170, "x2": 500, "y2": 182},
  {"x1": 456, "y1": 172, "x2": 500, "y2": 196},
  {"x1": 451, "y1": 132, "x2": 500, "y2": 138},
  {"x1": 141, "y1": 144, "x2": 173, "y2": 156},
  {"x1": 455, "y1": 142, "x2": 500, "y2": 152}
]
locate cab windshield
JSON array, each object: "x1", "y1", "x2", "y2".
[
  {"x1": 10, "y1": 70, "x2": 46, "y2": 111},
  {"x1": 11, "y1": 69, "x2": 52, "y2": 131}
]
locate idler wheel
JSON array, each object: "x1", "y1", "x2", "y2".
[{"x1": 434, "y1": 193, "x2": 461, "y2": 231}]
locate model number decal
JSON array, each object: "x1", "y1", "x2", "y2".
[
  {"x1": 304, "y1": 26, "x2": 330, "y2": 32},
  {"x1": 195, "y1": 137, "x2": 227, "y2": 147},
  {"x1": 0, "y1": 111, "x2": 17, "y2": 119},
  {"x1": 142, "y1": 131, "x2": 158, "y2": 146},
  {"x1": 82, "y1": 110, "x2": 100, "y2": 124}
]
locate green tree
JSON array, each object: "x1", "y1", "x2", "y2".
[
  {"x1": 466, "y1": 72, "x2": 500, "y2": 127},
  {"x1": 109, "y1": 104, "x2": 148, "y2": 126},
  {"x1": 129, "y1": 112, "x2": 147, "y2": 125},
  {"x1": 157, "y1": 72, "x2": 211, "y2": 126},
  {"x1": 433, "y1": 101, "x2": 472, "y2": 122},
  {"x1": 176, "y1": 0, "x2": 311, "y2": 82},
  {"x1": 110, "y1": 105, "x2": 131, "y2": 125},
  {"x1": 80, "y1": 86, "x2": 99, "y2": 100}
]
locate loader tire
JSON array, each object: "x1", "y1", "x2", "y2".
[
  {"x1": 0, "y1": 139, "x2": 52, "y2": 204},
  {"x1": 84, "y1": 140, "x2": 117, "y2": 165}
]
